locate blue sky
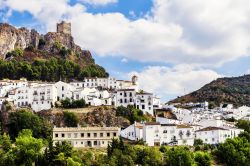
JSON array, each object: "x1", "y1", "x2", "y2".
[{"x1": 1, "y1": 0, "x2": 250, "y2": 101}]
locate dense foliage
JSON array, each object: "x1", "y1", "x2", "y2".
[
  {"x1": 0, "y1": 129, "x2": 44, "y2": 166},
  {"x1": 116, "y1": 105, "x2": 152, "y2": 123},
  {"x1": 63, "y1": 111, "x2": 79, "y2": 127},
  {"x1": 214, "y1": 120, "x2": 250, "y2": 166},
  {"x1": 0, "y1": 58, "x2": 108, "y2": 82},
  {"x1": 236, "y1": 119, "x2": 250, "y2": 133},
  {"x1": 5, "y1": 48, "x2": 23, "y2": 58},
  {"x1": 6, "y1": 109, "x2": 52, "y2": 140},
  {"x1": 61, "y1": 98, "x2": 87, "y2": 109}
]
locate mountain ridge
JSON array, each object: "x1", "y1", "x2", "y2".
[{"x1": 169, "y1": 74, "x2": 250, "y2": 107}]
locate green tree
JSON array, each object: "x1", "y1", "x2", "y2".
[
  {"x1": 7, "y1": 109, "x2": 52, "y2": 140},
  {"x1": 0, "y1": 133, "x2": 12, "y2": 152},
  {"x1": 63, "y1": 111, "x2": 79, "y2": 127},
  {"x1": 215, "y1": 137, "x2": 250, "y2": 166},
  {"x1": 236, "y1": 120, "x2": 250, "y2": 133},
  {"x1": 194, "y1": 151, "x2": 212, "y2": 166},
  {"x1": 194, "y1": 139, "x2": 203, "y2": 146},
  {"x1": 13, "y1": 129, "x2": 44, "y2": 166},
  {"x1": 165, "y1": 147, "x2": 194, "y2": 166}
]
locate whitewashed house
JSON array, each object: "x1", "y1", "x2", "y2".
[
  {"x1": 115, "y1": 89, "x2": 136, "y2": 108},
  {"x1": 55, "y1": 81, "x2": 76, "y2": 101},
  {"x1": 120, "y1": 122, "x2": 143, "y2": 141},
  {"x1": 135, "y1": 92, "x2": 154, "y2": 115},
  {"x1": 195, "y1": 126, "x2": 243, "y2": 144},
  {"x1": 156, "y1": 116, "x2": 181, "y2": 125},
  {"x1": 139, "y1": 122, "x2": 195, "y2": 146},
  {"x1": 31, "y1": 84, "x2": 57, "y2": 112}
]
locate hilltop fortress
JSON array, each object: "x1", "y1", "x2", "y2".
[
  {"x1": 57, "y1": 21, "x2": 71, "y2": 35},
  {"x1": 0, "y1": 21, "x2": 89, "y2": 60}
]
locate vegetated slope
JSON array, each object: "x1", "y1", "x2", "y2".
[
  {"x1": 169, "y1": 75, "x2": 250, "y2": 107},
  {"x1": 0, "y1": 23, "x2": 108, "y2": 81}
]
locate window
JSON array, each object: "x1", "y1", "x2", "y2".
[
  {"x1": 94, "y1": 133, "x2": 97, "y2": 137},
  {"x1": 74, "y1": 133, "x2": 78, "y2": 138},
  {"x1": 94, "y1": 141, "x2": 98, "y2": 146},
  {"x1": 113, "y1": 132, "x2": 117, "y2": 137},
  {"x1": 212, "y1": 138, "x2": 215, "y2": 141},
  {"x1": 62, "y1": 133, "x2": 65, "y2": 138},
  {"x1": 130, "y1": 98, "x2": 133, "y2": 102},
  {"x1": 120, "y1": 93, "x2": 122, "y2": 96},
  {"x1": 205, "y1": 139, "x2": 207, "y2": 142},
  {"x1": 120, "y1": 99, "x2": 123, "y2": 103},
  {"x1": 68, "y1": 133, "x2": 71, "y2": 138},
  {"x1": 81, "y1": 133, "x2": 84, "y2": 137},
  {"x1": 87, "y1": 133, "x2": 91, "y2": 137},
  {"x1": 163, "y1": 130, "x2": 168, "y2": 133},
  {"x1": 100, "y1": 133, "x2": 103, "y2": 137},
  {"x1": 62, "y1": 86, "x2": 64, "y2": 91},
  {"x1": 55, "y1": 134, "x2": 58, "y2": 137},
  {"x1": 142, "y1": 105, "x2": 145, "y2": 109},
  {"x1": 124, "y1": 99, "x2": 127, "y2": 103},
  {"x1": 62, "y1": 94, "x2": 64, "y2": 98},
  {"x1": 107, "y1": 133, "x2": 110, "y2": 137},
  {"x1": 130, "y1": 92, "x2": 132, "y2": 97}
]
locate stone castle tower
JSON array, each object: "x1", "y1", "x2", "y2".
[
  {"x1": 57, "y1": 21, "x2": 71, "y2": 35},
  {"x1": 132, "y1": 75, "x2": 138, "y2": 85}
]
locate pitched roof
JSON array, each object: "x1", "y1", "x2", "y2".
[
  {"x1": 195, "y1": 126, "x2": 228, "y2": 132},
  {"x1": 144, "y1": 122, "x2": 160, "y2": 126},
  {"x1": 161, "y1": 124, "x2": 176, "y2": 126},
  {"x1": 176, "y1": 124, "x2": 193, "y2": 128}
]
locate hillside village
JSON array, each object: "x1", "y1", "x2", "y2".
[
  {"x1": 0, "y1": 21, "x2": 248, "y2": 149},
  {"x1": 0, "y1": 74, "x2": 248, "y2": 148}
]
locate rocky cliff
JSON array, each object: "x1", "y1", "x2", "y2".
[
  {"x1": 0, "y1": 23, "x2": 38, "y2": 58},
  {"x1": 0, "y1": 23, "x2": 93, "y2": 62}
]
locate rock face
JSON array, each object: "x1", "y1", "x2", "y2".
[
  {"x1": 0, "y1": 23, "x2": 38, "y2": 58},
  {"x1": 0, "y1": 22, "x2": 91, "y2": 60}
]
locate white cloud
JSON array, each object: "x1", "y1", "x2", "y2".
[
  {"x1": 71, "y1": 0, "x2": 250, "y2": 67},
  {"x1": 121, "y1": 58, "x2": 128, "y2": 63},
  {"x1": 3, "y1": 0, "x2": 86, "y2": 31},
  {"x1": 3, "y1": 0, "x2": 250, "y2": 66},
  {"x1": 129, "y1": 65, "x2": 221, "y2": 101},
  {"x1": 79, "y1": 0, "x2": 117, "y2": 6}
]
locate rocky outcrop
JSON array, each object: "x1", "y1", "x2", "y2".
[
  {"x1": 0, "y1": 23, "x2": 92, "y2": 60},
  {"x1": 0, "y1": 23, "x2": 39, "y2": 58}
]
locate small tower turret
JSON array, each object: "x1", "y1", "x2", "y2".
[
  {"x1": 132, "y1": 75, "x2": 138, "y2": 85},
  {"x1": 57, "y1": 21, "x2": 71, "y2": 35}
]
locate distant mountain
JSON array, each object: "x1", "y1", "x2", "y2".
[{"x1": 169, "y1": 75, "x2": 250, "y2": 107}]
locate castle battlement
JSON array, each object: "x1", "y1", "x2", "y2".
[{"x1": 57, "y1": 21, "x2": 71, "y2": 35}]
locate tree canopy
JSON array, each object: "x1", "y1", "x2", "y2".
[{"x1": 0, "y1": 58, "x2": 108, "y2": 82}]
